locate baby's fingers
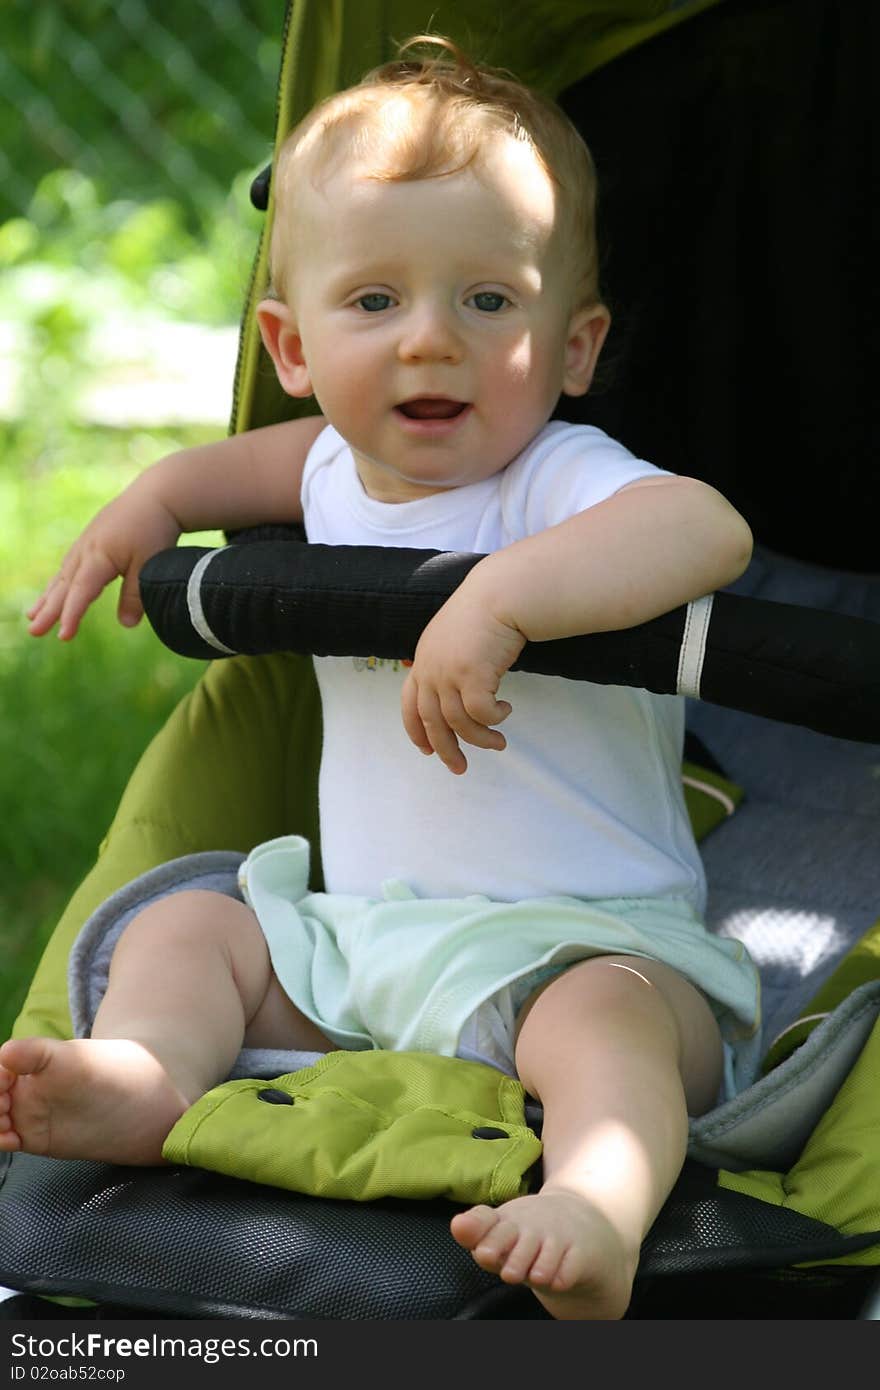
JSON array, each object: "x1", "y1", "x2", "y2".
[
  {"x1": 406, "y1": 679, "x2": 468, "y2": 774},
  {"x1": 116, "y1": 570, "x2": 145, "y2": 629},
  {"x1": 27, "y1": 580, "x2": 67, "y2": 636},
  {"x1": 461, "y1": 686, "x2": 513, "y2": 731},
  {"x1": 402, "y1": 669, "x2": 515, "y2": 773},
  {"x1": 26, "y1": 591, "x2": 48, "y2": 622},
  {"x1": 401, "y1": 672, "x2": 433, "y2": 756},
  {"x1": 441, "y1": 689, "x2": 508, "y2": 755},
  {"x1": 55, "y1": 555, "x2": 121, "y2": 640},
  {"x1": 424, "y1": 698, "x2": 468, "y2": 774}
]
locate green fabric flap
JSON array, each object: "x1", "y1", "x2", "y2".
[
  {"x1": 682, "y1": 759, "x2": 743, "y2": 841},
  {"x1": 762, "y1": 917, "x2": 880, "y2": 1073},
  {"x1": 720, "y1": 1016, "x2": 880, "y2": 1267},
  {"x1": 162, "y1": 1049, "x2": 542, "y2": 1205}
]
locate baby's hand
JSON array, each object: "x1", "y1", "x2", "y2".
[
  {"x1": 27, "y1": 485, "x2": 181, "y2": 640},
  {"x1": 401, "y1": 584, "x2": 526, "y2": 775}
]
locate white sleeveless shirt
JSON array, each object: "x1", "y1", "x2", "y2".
[{"x1": 300, "y1": 420, "x2": 707, "y2": 913}]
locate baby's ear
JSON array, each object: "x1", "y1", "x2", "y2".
[
  {"x1": 256, "y1": 300, "x2": 313, "y2": 398},
  {"x1": 562, "y1": 304, "x2": 611, "y2": 398}
]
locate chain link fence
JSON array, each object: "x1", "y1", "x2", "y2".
[
  {"x1": 2, "y1": 0, "x2": 283, "y2": 230},
  {"x1": 2, "y1": 1, "x2": 292, "y2": 426},
  {"x1": 0, "y1": 5, "x2": 294, "y2": 1031}
]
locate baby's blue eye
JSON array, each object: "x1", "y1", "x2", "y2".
[
  {"x1": 357, "y1": 293, "x2": 393, "y2": 312},
  {"x1": 470, "y1": 291, "x2": 508, "y2": 313}
]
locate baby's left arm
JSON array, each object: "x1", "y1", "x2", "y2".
[
  {"x1": 29, "y1": 417, "x2": 324, "y2": 641},
  {"x1": 401, "y1": 476, "x2": 752, "y2": 773}
]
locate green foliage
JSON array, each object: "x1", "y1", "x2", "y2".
[
  {"x1": 0, "y1": 421, "x2": 223, "y2": 1040},
  {"x1": 3, "y1": 0, "x2": 278, "y2": 348},
  {"x1": 1, "y1": 166, "x2": 263, "y2": 331},
  {"x1": 3, "y1": 0, "x2": 282, "y2": 230},
  {"x1": 0, "y1": 0, "x2": 283, "y2": 1037}
]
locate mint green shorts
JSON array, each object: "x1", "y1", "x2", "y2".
[{"x1": 239, "y1": 835, "x2": 762, "y2": 1098}]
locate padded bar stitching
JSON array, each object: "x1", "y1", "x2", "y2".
[
  {"x1": 676, "y1": 593, "x2": 714, "y2": 698},
  {"x1": 186, "y1": 550, "x2": 238, "y2": 656}
]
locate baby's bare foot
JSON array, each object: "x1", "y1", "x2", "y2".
[
  {"x1": 450, "y1": 1188, "x2": 637, "y2": 1319},
  {"x1": 0, "y1": 1037, "x2": 191, "y2": 1165}
]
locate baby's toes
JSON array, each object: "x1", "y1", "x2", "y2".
[
  {"x1": 449, "y1": 1203, "x2": 499, "y2": 1252},
  {"x1": 0, "y1": 1115, "x2": 21, "y2": 1150},
  {"x1": 526, "y1": 1238, "x2": 569, "y2": 1290},
  {"x1": 471, "y1": 1218, "x2": 523, "y2": 1273},
  {"x1": 498, "y1": 1229, "x2": 543, "y2": 1284}
]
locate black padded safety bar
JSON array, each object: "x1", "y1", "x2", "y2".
[{"x1": 139, "y1": 540, "x2": 880, "y2": 744}]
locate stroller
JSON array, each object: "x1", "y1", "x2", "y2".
[{"x1": 2, "y1": 0, "x2": 879, "y2": 1320}]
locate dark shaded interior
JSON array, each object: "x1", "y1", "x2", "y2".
[{"x1": 558, "y1": 0, "x2": 874, "y2": 571}]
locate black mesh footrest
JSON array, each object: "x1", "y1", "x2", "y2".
[
  {"x1": 640, "y1": 1160, "x2": 880, "y2": 1276},
  {"x1": 3, "y1": 1153, "x2": 878, "y2": 1319},
  {"x1": 0, "y1": 1153, "x2": 506, "y2": 1320}
]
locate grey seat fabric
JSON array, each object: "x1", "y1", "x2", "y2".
[{"x1": 689, "y1": 545, "x2": 880, "y2": 1049}]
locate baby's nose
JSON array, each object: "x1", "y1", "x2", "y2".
[{"x1": 397, "y1": 304, "x2": 462, "y2": 363}]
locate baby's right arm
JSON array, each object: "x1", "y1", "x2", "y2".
[{"x1": 29, "y1": 415, "x2": 326, "y2": 640}]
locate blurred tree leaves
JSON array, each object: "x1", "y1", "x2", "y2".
[
  {"x1": 1, "y1": 1, "x2": 284, "y2": 385},
  {"x1": 3, "y1": 0, "x2": 282, "y2": 233}
]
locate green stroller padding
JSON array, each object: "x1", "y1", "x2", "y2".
[
  {"x1": 720, "y1": 1015, "x2": 880, "y2": 1267},
  {"x1": 681, "y1": 758, "x2": 742, "y2": 839},
  {"x1": 762, "y1": 919, "x2": 880, "y2": 1074},
  {"x1": 13, "y1": 652, "x2": 322, "y2": 1043},
  {"x1": 161, "y1": 1050, "x2": 542, "y2": 1205}
]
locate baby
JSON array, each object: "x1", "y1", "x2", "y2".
[{"x1": 0, "y1": 38, "x2": 759, "y2": 1319}]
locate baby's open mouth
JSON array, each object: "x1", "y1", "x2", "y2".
[{"x1": 396, "y1": 398, "x2": 469, "y2": 420}]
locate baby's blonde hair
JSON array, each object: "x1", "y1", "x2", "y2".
[{"x1": 268, "y1": 35, "x2": 601, "y2": 307}]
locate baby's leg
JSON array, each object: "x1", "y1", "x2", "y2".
[
  {"x1": 450, "y1": 955, "x2": 723, "y2": 1319},
  {"x1": 0, "y1": 890, "x2": 330, "y2": 1164}
]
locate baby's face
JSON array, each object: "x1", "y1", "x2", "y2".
[{"x1": 280, "y1": 135, "x2": 604, "y2": 501}]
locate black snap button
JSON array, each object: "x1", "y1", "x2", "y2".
[
  {"x1": 471, "y1": 1126, "x2": 508, "y2": 1140},
  {"x1": 257, "y1": 1088, "x2": 295, "y2": 1106}
]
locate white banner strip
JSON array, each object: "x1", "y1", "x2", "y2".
[
  {"x1": 186, "y1": 549, "x2": 238, "y2": 656},
  {"x1": 676, "y1": 593, "x2": 714, "y2": 699}
]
